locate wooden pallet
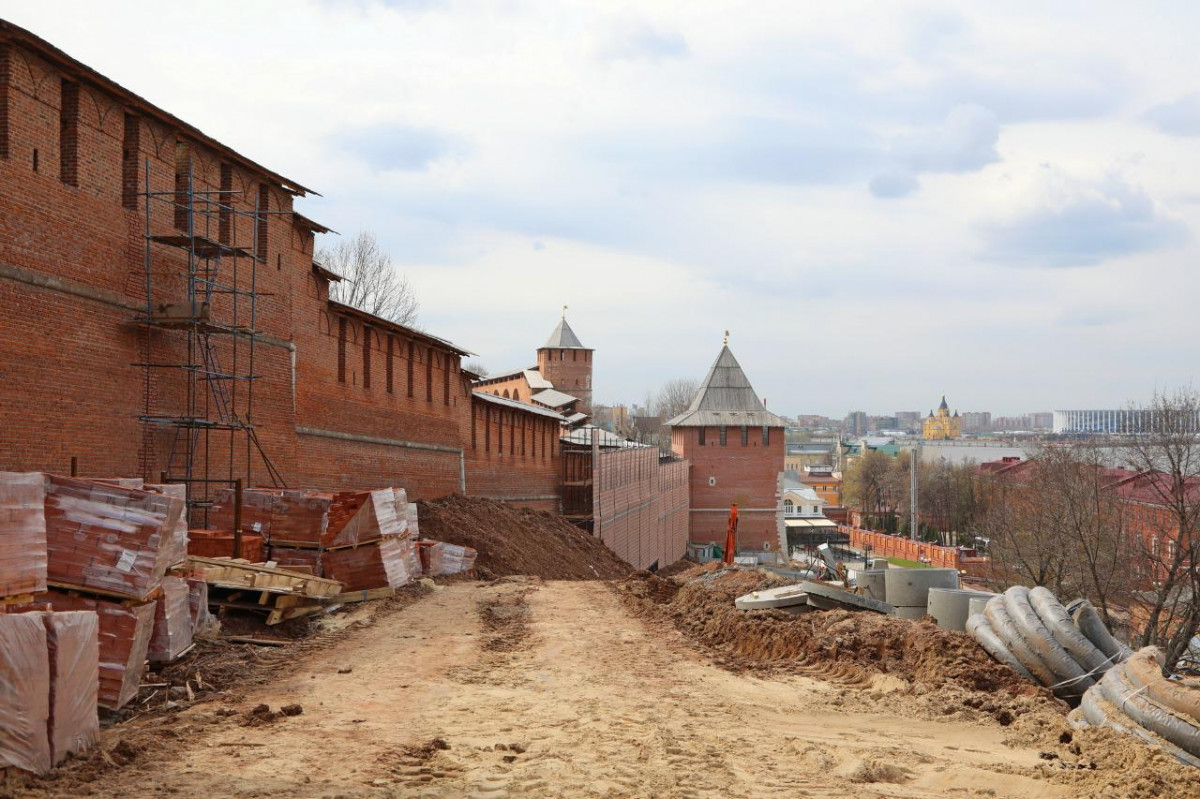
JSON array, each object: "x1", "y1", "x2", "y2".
[
  {"x1": 47, "y1": 581, "x2": 161, "y2": 605},
  {"x1": 0, "y1": 593, "x2": 35, "y2": 607},
  {"x1": 187, "y1": 556, "x2": 342, "y2": 598}
]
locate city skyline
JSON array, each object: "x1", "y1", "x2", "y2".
[{"x1": 7, "y1": 2, "x2": 1199, "y2": 412}]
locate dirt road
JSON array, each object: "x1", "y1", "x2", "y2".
[{"x1": 79, "y1": 578, "x2": 1070, "y2": 798}]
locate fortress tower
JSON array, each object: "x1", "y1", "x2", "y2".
[{"x1": 536, "y1": 314, "x2": 593, "y2": 416}]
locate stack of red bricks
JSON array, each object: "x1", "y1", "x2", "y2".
[
  {"x1": 322, "y1": 488, "x2": 420, "y2": 591},
  {"x1": 147, "y1": 576, "x2": 192, "y2": 663},
  {"x1": 209, "y1": 486, "x2": 421, "y2": 591},
  {"x1": 0, "y1": 610, "x2": 100, "y2": 775},
  {"x1": 0, "y1": 472, "x2": 48, "y2": 597},
  {"x1": 44, "y1": 475, "x2": 184, "y2": 599},
  {"x1": 29, "y1": 475, "x2": 187, "y2": 710},
  {"x1": 0, "y1": 474, "x2": 103, "y2": 774},
  {"x1": 187, "y1": 529, "x2": 265, "y2": 562},
  {"x1": 416, "y1": 541, "x2": 477, "y2": 577}
]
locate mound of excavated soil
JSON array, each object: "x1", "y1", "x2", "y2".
[
  {"x1": 618, "y1": 566, "x2": 1053, "y2": 703},
  {"x1": 416, "y1": 495, "x2": 632, "y2": 580}
]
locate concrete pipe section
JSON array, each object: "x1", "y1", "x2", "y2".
[
  {"x1": 928, "y1": 588, "x2": 995, "y2": 632},
  {"x1": 968, "y1": 593, "x2": 996, "y2": 618},
  {"x1": 855, "y1": 570, "x2": 887, "y2": 602},
  {"x1": 885, "y1": 567, "x2": 959, "y2": 620},
  {"x1": 734, "y1": 584, "x2": 809, "y2": 611}
]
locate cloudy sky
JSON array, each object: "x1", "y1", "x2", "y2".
[{"x1": 7, "y1": 1, "x2": 1200, "y2": 417}]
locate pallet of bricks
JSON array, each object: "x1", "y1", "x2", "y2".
[
  {"x1": 209, "y1": 486, "x2": 421, "y2": 592},
  {"x1": 0, "y1": 472, "x2": 201, "y2": 775}
]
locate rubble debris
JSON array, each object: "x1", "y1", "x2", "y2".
[{"x1": 416, "y1": 495, "x2": 631, "y2": 580}]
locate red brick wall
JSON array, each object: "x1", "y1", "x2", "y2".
[
  {"x1": 0, "y1": 35, "x2": 562, "y2": 514},
  {"x1": 593, "y1": 447, "x2": 689, "y2": 569},
  {"x1": 672, "y1": 425, "x2": 784, "y2": 551},
  {"x1": 536, "y1": 347, "x2": 592, "y2": 414},
  {"x1": 464, "y1": 396, "x2": 560, "y2": 512}
]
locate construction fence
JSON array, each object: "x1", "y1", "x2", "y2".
[
  {"x1": 840, "y1": 525, "x2": 990, "y2": 576},
  {"x1": 593, "y1": 447, "x2": 689, "y2": 571}
]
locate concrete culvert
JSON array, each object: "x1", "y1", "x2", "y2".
[
  {"x1": 929, "y1": 589, "x2": 994, "y2": 632},
  {"x1": 884, "y1": 567, "x2": 958, "y2": 619}
]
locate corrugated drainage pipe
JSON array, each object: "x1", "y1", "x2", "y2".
[
  {"x1": 983, "y1": 596, "x2": 1059, "y2": 689},
  {"x1": 965, "y1": 613, "x2": 1036, "y2": 681},
  {"x1": 1124, "y1": 647, "x2": 1200, "y2": 723},
  {"x1": 1068, "y1": 599, "x2": 1133, "y2": 664},
  {"x1": 1099, "y1": 664, "x2": 1200, "y2": 759},
  {"x1": 1004, "y1": 586, "x2": 1094, "y2": 697},
  {"x1": 1029, "y1": 586, "x2": 1111, "y2": 674}
]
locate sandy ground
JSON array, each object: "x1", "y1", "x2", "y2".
[{"x1": 71, "y1": 578, "x2": 1072, "y2": 799}]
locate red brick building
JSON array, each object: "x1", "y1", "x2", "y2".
[
  {"x1": 668, "y1": 343, "x2": 785, "y2": 552},
  {"x1": 0, "y1": 21, "x2": 559, "y2": 515}
]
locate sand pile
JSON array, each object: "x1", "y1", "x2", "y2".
[
  {"x1": 415, "y1": 495, "x2": 632, "y2": 580},
  {"x1": 618, "y1": 567, "x2": 1051, "y2": 701}
]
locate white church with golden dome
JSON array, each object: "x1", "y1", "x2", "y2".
[{"x1": 923, "y1": 395, "x2": 963, "y2": 440}]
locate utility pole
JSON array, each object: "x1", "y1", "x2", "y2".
[{"x1": 910, "y1": 443, "x2": 920, "y2": 541}]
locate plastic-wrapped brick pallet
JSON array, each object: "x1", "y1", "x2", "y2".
[
  {"x1": 407, "y1": 504, "x2": 419, "y2": 539},
  {"x1": 186, "y1": 578, "x2": 218, "y2": 638},
  {"x1": 208, "y1": 488, "x2": 281, "y2": 541},
  {"x1": 44, "y1": 475, "x2": 184, "y2": 601},
  {"x1": 0, "y1": 612, "x2": 51, "y2": 774},
  {"x1": 21, "y1": 592, "x2": 156, "y2": 710},
  {"x1": 42, "y1": 610, "x2": 99, "y2": 765},
  {"x1": 145, "y1": 483, "x2": 188, "y2": 569},
  {"x1": 269, "y1": 545, "x2": 323, "y2": 575},
  {"x1": 0, "y1": 472, "x2": 48, "y2": 597},
  {"x1": 324, "y1": 537, "x2": 419, "y2": 592},
  {"x1": 148, "y1": 576, "x2": 193, "y2": 663}
]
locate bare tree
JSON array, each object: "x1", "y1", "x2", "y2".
[
  {"x1": 978, "y1": 446, "x2": 1131, "y2": 624},
  {"x1": 844, "y1": 450, "x2": 900, "y2": 531},
  {"x1": 1120, "y1": 388, "x2": 1200, "y2": 669},
  {"x1": 654, "y1": 378, "x2": 700, "y2": 455},
  {"x1": 463, "y1": 360, "x2": 489, "y2": 378},
  {"x1": 316, "y1": 230, "x2": 419, "y2": 327}
]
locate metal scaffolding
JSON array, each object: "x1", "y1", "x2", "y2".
[{"x1": 135, "y1": 158, "x2": 285, "y2": 524}]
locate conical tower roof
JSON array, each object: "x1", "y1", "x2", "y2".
[
  {"x1": 542, "y1": 317, "x2": 587, "y2": 349},
  {"x1": 938, "y1": 395, "x2": 949, "y2": 411},
  {"x1": 666, "y1": 345, "x2": 785, "y2": 427}
]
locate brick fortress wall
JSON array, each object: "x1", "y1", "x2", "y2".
[{"x1": 0, "y1": 30, "x2": 559, "y2": 513}]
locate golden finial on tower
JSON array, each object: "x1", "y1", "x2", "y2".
[
  {"x1": 562, "y1": 304, "x2": 568, "y2": 320},
  {"x1": 723, "y1": 330, "x2": 729, "y2": 346}
]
